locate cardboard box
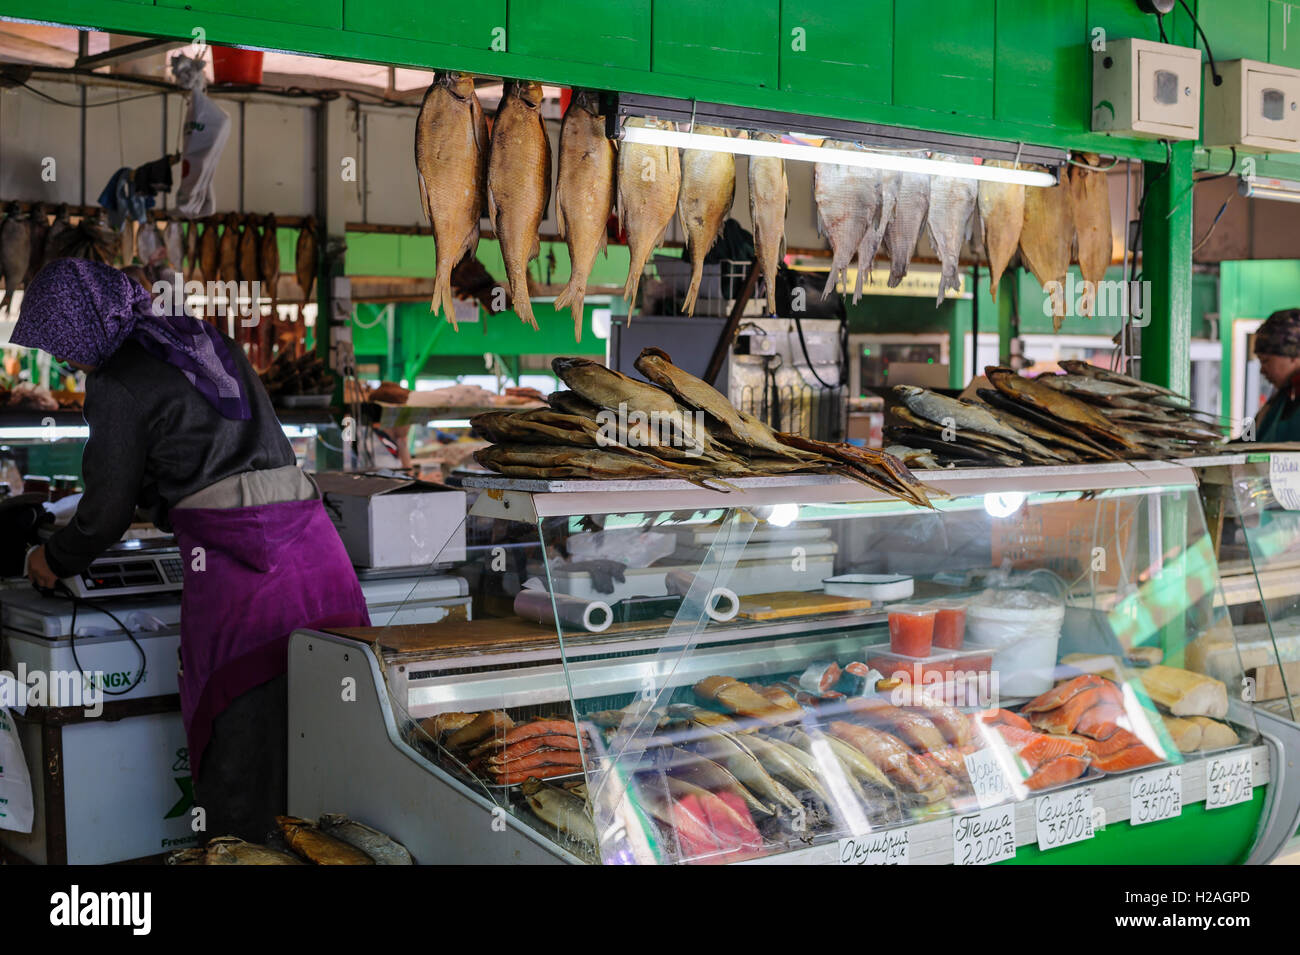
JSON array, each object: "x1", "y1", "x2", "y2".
[{"x1": 312, "y1": 472, "x2": 467, "y2": 569}]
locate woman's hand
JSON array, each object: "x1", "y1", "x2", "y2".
[{"x1": 26, "y1": 545, "x2": 59, "y2": 589}]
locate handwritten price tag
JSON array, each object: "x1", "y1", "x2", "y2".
[
  {"x1": 964, "y1": 747, "x2": 1013, "y2": 809},
  {"x1": 1205, "y1": 753, "x2": 1253, "y2": 810},
  {"x1": 953, "y1": 806, "x2": 1016, "y2": 866},
  {"x1": 838, "y1": 828, "x2": 909, "y2": 865},
  {"x1": 1269, "y1": 454, "x2": 1300, "y2": 510},
  {"x1": 1035, "y1": 788, "x2": 1095, "y2": 851},
  {"x1": 1130, "y1": 766, "x2": 1183, "y2": 826}
]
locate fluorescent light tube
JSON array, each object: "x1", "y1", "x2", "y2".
[
  {"x1": 619, "y1": 124, "x2": 1058, "y2": 186},
  {"x1": 1238, "y1": 175, "x2": 1300, "y2": 203}
]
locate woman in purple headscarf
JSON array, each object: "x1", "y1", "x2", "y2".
[{"x1": 12, "y1": 258, "x2": 369, "y2": 842}]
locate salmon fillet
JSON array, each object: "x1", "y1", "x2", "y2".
[
  {"x1": 977, "y1": 708, "x2": 1032, "y2": 732},
  {"x1": 491, "y1": 763, "x2": 585, "y2": 786},
  {"x1": 1069, "y1": 728, "x2": 1142, "y2": 758},
  {"x1": 1073, "y1": 701, "x2": 1126, "y2": 740},
  {"x1": 1024, "y1": 754, "x2": 1089, "y2": 790},
  {"x1": 1090, "y1": 744, "x2": 1160, "y2": 773},
  {"x1": 499, "y1": 719, "x2": 579, "y2": 746},
  {"x1": 1029, "y1": 685, "x2": 1122, "y2": 735},
  {"x1": 1022, "y1": 675, "x2": 1106, "y2": 713},
  {"x1": 483, "y1": 735, "x2": 584, "y2": 764},
  {"x1": 485, "y1": 748, "x2": 584, "y2": 775}
]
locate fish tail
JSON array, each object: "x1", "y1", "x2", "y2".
[
  {"x1": 430, "y1": 262, "x2": 460, "y2": 331},
  {"x1": 820, "y1": 264, "x2": 841, "y2": 301},
  {"x1": 554, "y1": 276, "x2": 585, "y2": 342},
  {"x1": 623, "y1": 254, "x2": 644, "y2": 320},
  {"x1": 682, "y1": 256, "x2": 704, "y2": 316}
]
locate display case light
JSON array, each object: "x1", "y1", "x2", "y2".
[
  {"x1": 1237, "y1": 175, "x2": 1300, "y2": 203},
  {"x1": 618, "y1": 124, "x2": 1058, "y2": 186}
]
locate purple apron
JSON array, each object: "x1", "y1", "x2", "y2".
[{"x1": 169, "y1": 498, "x2": 370, "y2": 777}]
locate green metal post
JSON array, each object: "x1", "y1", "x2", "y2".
[{"x1": 1139, "y1": 141, "x2": 1195, "y2": 396}]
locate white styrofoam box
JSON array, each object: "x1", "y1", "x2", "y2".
[
  {"x1": 314, "y1": 472, "x2": 467, "y2": 568},
  {"x1": 1093, "y1": 38, "x2": 1202, "y2": 139},
  {"x1": 1204, "y1": 59, "x2": 1300, "y2": 152}
]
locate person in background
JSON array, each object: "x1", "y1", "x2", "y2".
[
  {"x1": 12, "y1": 258, "x2": 369, "y2": 842},
  {"x1": 1254, "y1": 308, "x2": 1300, "y2": 444}
]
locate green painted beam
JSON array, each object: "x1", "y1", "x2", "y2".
[{"x1": 1140, "y1": 141, "x2": 1195, "y2": 395}]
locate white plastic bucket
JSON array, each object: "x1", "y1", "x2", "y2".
[{"x1": 965, "y1": 589, "x2": 1065, "y2": 698}]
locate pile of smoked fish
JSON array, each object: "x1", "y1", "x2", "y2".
[
  {"x1": 167, "y1": 813, "x2": 413, "y2": 865},
  {"x1": 414, "y1": 71, "x2": 1103, "y2": 342},
  {"x1": 408, "y1": 661, "x2": 1236, "y2": 863},
  {"x1": 886, "y1": 361, "x2": 1224, "y2": 469},
  {"x1": 471, "y1": 348, "x2": 933, "y2": 506}
]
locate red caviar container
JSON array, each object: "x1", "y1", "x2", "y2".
[
  {"x1": 930, "y1": 600, "x2": 968, "y2": 650},
  {"x1": 887, "y1": 604, "x2": 936, "y2": 657}
]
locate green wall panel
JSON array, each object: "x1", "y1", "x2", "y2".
[
  {"x1": 651, "y1": 0, "x2": 780, "y2": 89},
  {"x1": 777, "y1": 0, "x2": 892, "y2": 105},
  {"x1": 157, "y1": 0, "x2": 342, "y2": 30},
  {"x1": 1086, "y1": 0, "x2": 1167, "y2": 46},
  {"x1": 508, "y1": 0, "x2": 650, "y2": 71},
  {"x1": 343, "y1": 0, "x2": 502, "y2": 50},
  {"x1": 1199, "y1": 0, "x2": 1270, "y2": 62},
  {"x1": 995, "y1": 0, "x2": 1088, "y2": 127},
  {"x1": 1270, "y1": 1, "x2": 1300, "y2": 68},
  {"x1": 893, "y1": 0, "x2": 994, "y2": 119}
]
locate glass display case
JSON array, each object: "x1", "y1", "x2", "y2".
[
  {"x1": 287, "y1": 462, "x2": 1286, "y2": 865},
  {"x1": 1196, "y1": 453, "x2": 1300, "y2": 723}
]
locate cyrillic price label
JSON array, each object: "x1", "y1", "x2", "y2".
[
  {"x1": 953, "y1": 806, "x2": 1016, "y2": 866},
  {"x1": 1035, "y1": 788, "x2": 1095, "y2": 850},
  {"x1": 1205, "y1": 752, "x2": 1253, "y2": 810},
  {"x1": 1130, "y1": 766, "x2": 1183, "y2": 825},
  {"x1": 838, "y1": 828, "x2": 909, "y2": 865},
  {"x1": 964, "y1": 747, "x2": 1013, "y2": 809}
]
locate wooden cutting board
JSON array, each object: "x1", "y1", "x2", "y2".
[{"x1": 736, "y1": 591, "x2": 872, "y2": 621}]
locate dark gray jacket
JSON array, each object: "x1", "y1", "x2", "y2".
[{"x1": 44, "y1": 337, "x2": 295, "y2": 577}]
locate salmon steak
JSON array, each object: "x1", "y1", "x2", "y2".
[
  {"x1": 994, "y1": 724, "x2": 1091, "y2": 766},
  {"x1": 1069, "y1": 728, "x2": 1142, "y2": 757},
  {"x1": 1024, "y1": 754, "x2": 1089, "y2": 790}
]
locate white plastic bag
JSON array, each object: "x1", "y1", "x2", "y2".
[
  {"x1": 0, "y1": 707, "x2": 34, "y2": 834},
  {"x1": 171, "y1": 54, "x2": 232, "y2": 217}
]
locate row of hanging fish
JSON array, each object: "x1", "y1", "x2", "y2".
[
  {"x1": 884, "y1": 361, "x2": 1224, "y2": 470},
  {"x1": 0, "y1": 203, "x2": 319, "y2": 316},
  {"x1": 813, "y1": 151, "x2": 1112, "y2": 325},
  {"x1": 414, "y1": 74, "x2": 790, "y2": 342}
]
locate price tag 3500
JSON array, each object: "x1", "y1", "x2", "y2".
[{"x1": 1130, "y1": 766, "x2": 1182, "y2": 826}]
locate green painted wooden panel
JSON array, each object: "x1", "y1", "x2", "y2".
[
  {"x1": 508, "y1": 0, "x2": 650, "y2": 71},
  {"x1": 0, "y1": 0, "x2": 1182, "y2": 160},
  {"x1": 777, "y1": 0, "x2": 892, "y2": 105},
  {"x1": 652, "y1": 0, "x2": 780, "y2": 90},
  {"x1": 1086, "y1": 0, "x2": 1166, "y2": 45},
  {"x1": 344, "y1": 0, "x2": 501, "y2": 49},
  {"x1": 1199, "y1": 0, "x2": 1270, "y2": 61},
  {"x1": 995, "y1": 0, "x2": 1088, "y2": 129},
  {"x1": 1270, "y1": 1, "x2": 1300, "y2": 68},
  {"x1": 893, "y1": 0, "x2": 994, "y2": 119},
  {"x1": 156, "y1": 0, "x2": 341, "y2": 30}
]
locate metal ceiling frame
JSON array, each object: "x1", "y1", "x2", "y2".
[{"x1": 608, "y1": 91, "x2": 1070, "y2": 168}]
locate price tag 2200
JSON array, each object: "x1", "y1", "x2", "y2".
[
  {"x1": 953, "y1": 806, "x2": 1016, "y2": 866},
  {"x1": 964, "y1": 748, "x2": 1013, "y2": 809},
  {"x1": 1129, "y1": 766, "x2": 1183, "y2": 826}
]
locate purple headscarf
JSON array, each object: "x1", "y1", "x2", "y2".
[{"x1": 11, "y1": 258, "x2": 251, "y2": 420}]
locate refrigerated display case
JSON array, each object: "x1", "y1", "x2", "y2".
[{"x1": 288, "y1": 462, "x2": 1291, "y2": 864}]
